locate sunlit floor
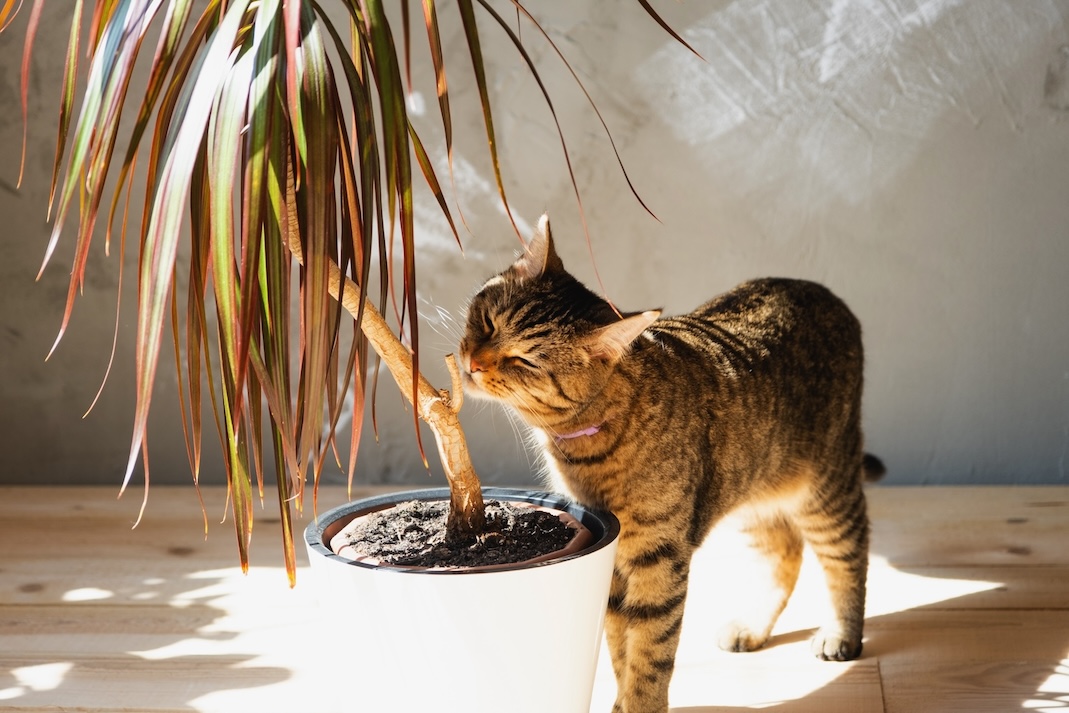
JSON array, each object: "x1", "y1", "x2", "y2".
[{"x1": 1, "y1": 485, "x2": 1066, "y2": 712}]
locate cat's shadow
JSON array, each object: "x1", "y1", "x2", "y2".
[
  {"x1": 591, "y1": 503, "x2": 1068, "y2": 713},
  {"x1": 664, "y1": 578, "x2": 1056, "y2": 712}
]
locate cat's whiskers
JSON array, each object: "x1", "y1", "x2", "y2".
[
  {"x1": 418, "y1": 298, "x2": 466, "y2": 352},
  {"x1": 501, "y1": 407, "x2": 550, "y2": 477}
]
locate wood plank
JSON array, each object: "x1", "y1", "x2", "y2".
[
  {"x1": 0, "y1": 652, "x2": 338, "y2": 713},
  {"x1": 0, "y1": 485, "x2": 412, "y2": 605},
  {"x1": 2, "y1": 485, "x2": 1066, "y2": 713},
  {"x1": 883, "y1": 660, "x2": 1069, "y2": 713},
  {"x1": 868, "y1": 564, "x2": 1069, "y2": 611},
  {"x1": 869, "y1": 610, "x2": 1069, "y2": 713},
  {"x1": 0, "y1": 485, "x2": 387, "y2": 517},
  {"x1": 587, "y1": 635, "x2": 885, "y2": 713},
  {"x1": 868, "y1": 486, "x2": 1069, "y2": 566}
]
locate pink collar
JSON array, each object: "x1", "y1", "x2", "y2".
[{"x1": 553, "y1": 424, "x2": 602, "y2": 444}]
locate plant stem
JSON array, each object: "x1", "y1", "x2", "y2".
[{"x1": 285, "y1": 235, "x2": 486, "y2": 537}]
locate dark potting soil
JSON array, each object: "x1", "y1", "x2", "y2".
[{"x1": 333, "y1": 499, "x2": 578, "y2": 568}]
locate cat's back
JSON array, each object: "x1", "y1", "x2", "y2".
[
  {"x1": 643, "y1": 277, "x2": 862, "y2": 403},
  {"x1": 697, "y1": 277, "x2": 856, "y2": 335},
  {"x1": 686, "y1": 277, "x2": 860, "y2": 364}
]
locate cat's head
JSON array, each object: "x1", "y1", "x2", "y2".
[{"x1": 459, "y1": 214, "x2": 659, "y2": 427}]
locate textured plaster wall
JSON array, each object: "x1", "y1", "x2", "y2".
[{"x1": 1, "y1": 0, "x2": 1067, "y2": 489}]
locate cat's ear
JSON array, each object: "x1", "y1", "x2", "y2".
[
  {"x1": 512, "y1": 213, "x2": 564, "y2": 280},
  {"x1": 588, "y1": 310, "x2": 661, "y2": 362}
]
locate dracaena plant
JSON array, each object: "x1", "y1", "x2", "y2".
[{"x1": 2, "y1": 0, "x2": 695, "y2": 583}]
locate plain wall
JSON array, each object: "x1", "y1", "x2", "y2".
[{"x1": 1, "y1": 0, "x2": 1067, "y2": 490}]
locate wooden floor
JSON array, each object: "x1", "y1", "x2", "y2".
[{"x1": 1, "y1": 485, "x2": 1066, "y2": 712}]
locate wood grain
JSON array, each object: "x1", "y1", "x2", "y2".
[{"x1": 1, "y1": 485, "x2": 1067, "y2": 712}]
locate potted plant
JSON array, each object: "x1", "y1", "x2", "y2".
[{"x1": 3, "y1": 1, "x2": 691, "y2": 710}]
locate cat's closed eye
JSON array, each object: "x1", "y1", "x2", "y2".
[{"x1": 505, "y1": 355, "x2": 539, "y2": 370}]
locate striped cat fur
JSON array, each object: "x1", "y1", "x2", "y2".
[{"x1": 459, "y1": 215, "x2": 883, "y2": 713}]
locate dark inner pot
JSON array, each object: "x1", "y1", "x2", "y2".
[{"x1": 308, "y1": 488, "x2": 620, "y2": 573}]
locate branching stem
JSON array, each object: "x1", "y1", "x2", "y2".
[{"x1": 285, "y1": 233, "x2": 486, "y2": 537}]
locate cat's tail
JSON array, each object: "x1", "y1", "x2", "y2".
[{"x1": 862, "y1": 453, "x2": 887, "y2": 482}]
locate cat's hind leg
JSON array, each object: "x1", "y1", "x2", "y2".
[
  {"x1": 717, "y1": 513, "x2": 804, "y2": 653},
  {"x1": 795, "y1": 476, "x2": 869, "y2": 661}
]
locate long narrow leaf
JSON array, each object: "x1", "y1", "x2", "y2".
[
  {"x1": 15, "y1": 0, "x2": 43, "y2": 189},
  {"x1": 84, "y1": 153, "x2": 136, "y2": 417},
  {"x1": 105, "y1": 0, "x2": 196, "y2": 253},
  {"x1": 261, "y1": 83, "x2": 301, "y2": 499},
  {"x1": 509, "y1": 0, "x2": 658, "y2": 222},
  {"x1": 455, "y1": 0, "x2": 520, "y2": 241},
  {"x1": 122, "y1": 0, "x2": 251, "y2": 497},
  {"x1": 420, "y1": 0, "x2": 474, "y2": 236},
  {"x1": 207, "y1": 42, "x2": 253, "y2": 424},
  {"x1": 476, "y1": 0, "x2": 613, "y2": 300},
  {"x1": 183, "y1": 142, "x2": 211, "y2": 485},
  {"x1": 365, "y1": 0, "x2": 427, "y2": 467},
  {"x1": 409, "y1": 124, "x2": 460, "y2": 249},
  {"x1": 0, "y1": 0, "x2": 23, "y2": 31},
  {"x1": 292, "y1": 0, "x2": 338, "y2": 490},
  {"x1": 635, "y1": 0, "x2": 704, "y2": 61},
  {"x1": 39, "y1": 0, "x2": 160, "y2": 359}
]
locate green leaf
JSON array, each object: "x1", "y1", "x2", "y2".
[
  {"x1": 106, "y1": 0, "x2": 196, "y2": 252},
  {"x1": 291, "y1": 0, "x2": 338, "y2": 487},
  {"x1": 40, "y1": 0, "x2": 168, "y2": 362},
  {"x1": 16, "y1": 0, "x2": 56, "y2": 192},
  {"x1": 4, "y1": 0, "x2": 698, "y2": 583},
  {"x1": 362, "y1": 0, "x2": 426, "y2": 465},
  {"x1": 455, "y1": 0, "x2": 520, "y2": 240},
  {"x1": 123, "y1": 0, "x2": 251, "y2": 499}
]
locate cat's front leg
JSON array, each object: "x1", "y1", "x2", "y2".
[{"x1": 607, "y1": 538, "x2": 692, "y2": 713}]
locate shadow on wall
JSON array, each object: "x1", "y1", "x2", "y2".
[{"x1": 1, "y1": 0, "x2": 1068, "y2": 490}]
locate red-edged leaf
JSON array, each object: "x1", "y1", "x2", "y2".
[
  {"x1": 409, "y1": 124, "x2": 460, "y2": 249},
  {"x1": 509, "y1": 0, "x2": 658, "y2": 223},
  {"x1": 455, "y1": 0, "x2": 521, "y2": 241},
  {"x1": 17, "y1": 0, "x2": 46, "y2": 189},
  {"x1": 122, "y1": 0, "x2": 250, "y2": 502},
  {"x1": 475, "y1": 0, "x2": 612, "y2": 299},
  {"x1": 420, "y1": 0, "x2": 472, "y2": 236},
  {"x1": 634, "y1": 0, "x2": 704, "y2": 61},
  {"x1": 291, "y1": 0, "x2": 338, "y2": 490},
  {"x1": 105, "y1": 0, "x2": 196, "y2": 253},
  {"x1": 363, "y1": 0, "x2": 426, "y2": 467},
  {"x1": 0, "y1": 0, "x2": 24, "y2": 31}
]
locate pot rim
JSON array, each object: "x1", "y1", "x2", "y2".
[{"x1": 304, "y1": 486, "x2": 620, "y2": 575}]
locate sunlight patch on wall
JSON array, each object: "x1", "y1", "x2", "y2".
[{"x1": 636, "y1": 0, "x2": 1064, "y2": 238}]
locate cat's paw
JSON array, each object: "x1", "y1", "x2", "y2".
[
  {"x1": 810, "y1": 628, "x2": 862, "y2": 661},
  {"x1": 717, "y1": 621, "x2": 769, "y2": 652},
  {"x1": 611, "y1": 697, "x2": 668, "y2": 713}
]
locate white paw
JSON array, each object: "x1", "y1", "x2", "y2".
[
  {"x1": 717, "y1": 621, "x2": 769, "y2": 652},
  {"x1": 810, "y1": 628, "x2": 862, "y2": 661}
]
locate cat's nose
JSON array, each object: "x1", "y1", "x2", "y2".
[{"x1": 468, "y1": 354, "x2": 488, "y2": 373}]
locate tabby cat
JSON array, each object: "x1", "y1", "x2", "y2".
[{"x1": 459, "y1": 215, "x2": 882, "y2": 713}]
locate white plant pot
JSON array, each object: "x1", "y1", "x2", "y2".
[{"x1": 304, "y1": 487, "x2": 620, "y2": 713}]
